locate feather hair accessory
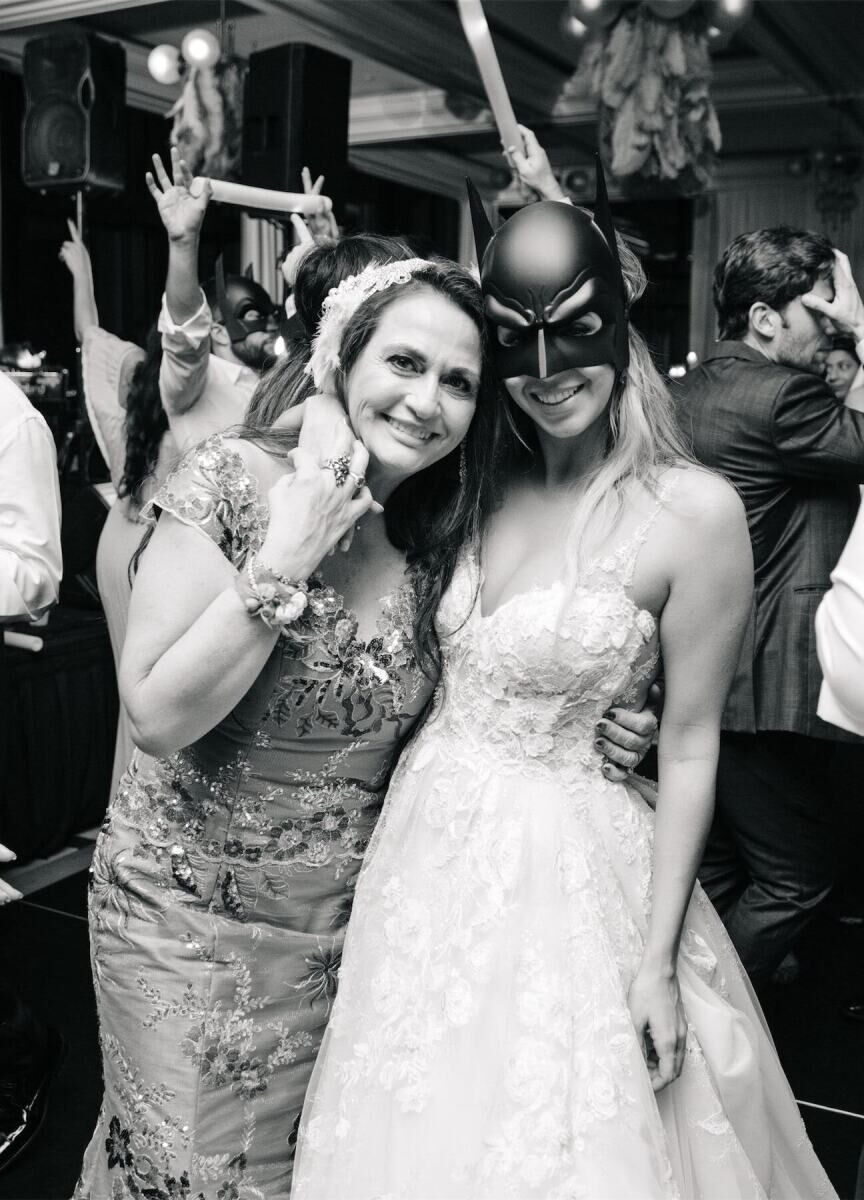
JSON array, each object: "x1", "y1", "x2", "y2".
[{"x1": 305, "y1": 257, "x2": 432, "y2": 390}]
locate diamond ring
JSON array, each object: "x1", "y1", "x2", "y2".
[{"x1": 322, "y1": 454, "x2": 352, "y2": 487}]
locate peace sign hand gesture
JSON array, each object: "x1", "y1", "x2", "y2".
[
  {"x1": 301, "y1": 166, "x2": 339, "y2": 242},
  {"x1": 145, "y1": 146, "x2": 212, "y2": 244},
  {"x1": 58, "y1": 218, "x2": 93, "y2": 282}
]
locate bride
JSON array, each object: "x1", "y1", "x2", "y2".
[{"x1": 290, "y1": 168, "x2": 838, "y2": 1199}]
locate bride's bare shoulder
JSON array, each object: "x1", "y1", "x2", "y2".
[{"x1": 656, "y1": 463, "x2": 746, "y2": 536}]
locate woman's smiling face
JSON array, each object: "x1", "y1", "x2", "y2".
[
  {"x1": 343, "y1": 287, "x2": 482, "y2": 487},
  {"x1": 503, "y1": 361, "x2": 617, "y2": 441}
]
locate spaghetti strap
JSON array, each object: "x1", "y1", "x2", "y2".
[
  {"x1": 619, "y1": 469, "x2": 681, "y2": 587},
  {"x1": 581, "y1": 469, "x2": 682, "y2": 592}
]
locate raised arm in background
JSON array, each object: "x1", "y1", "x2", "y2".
[
  {"x1": 58, "y1": 218, "x2": 99, "y2": 342},
  {"x1": 508, "y1": 124, "x2": 570, "y2": 203},
  {"x1": 145, "y1": 148, "x2": 214, "y2": 426},
  {"x1": 146, "y1": 147, "x2": 212, "y2": 326}
]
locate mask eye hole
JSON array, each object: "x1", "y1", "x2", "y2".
[
  {"x1": 496, "y1": 326, "x2": 524, "y2": 348},
  {"x1": 567, "y1": 311, "x2": 603, "y2": 336}
]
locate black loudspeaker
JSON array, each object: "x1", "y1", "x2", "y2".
[
  {"x1": 243, "y1": 43, "x2": 351, "y2": 214},
  {"x1": 22, "y1": 32, "x2": 126, "y2": 193}
]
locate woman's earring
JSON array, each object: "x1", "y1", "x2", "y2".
[{"x1": 459, "y1": 443, "x2": 467, "y2": 487}]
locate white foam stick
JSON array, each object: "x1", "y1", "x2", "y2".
[
  {"x1": 456, "y1": 0, "x2": 523, "y2": 155},
  {"x1": 208, "y1": 179, "x2": 333, "y2": 216}
]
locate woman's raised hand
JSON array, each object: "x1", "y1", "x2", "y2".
[
  {"x1": 281, "y1": 213, "x2": 316, "y2": 287},
  {"x1": 145, "y1": 147, "x2": 211, "y2": 243},
  {"x1": 58, "y1": 218, "x2": 92, "y2": 280},
  {"x1": 257, "y1": 443, "x2": 380, "y2": 581},
  {"x1": 301, "y1": 166, "x2": 340, "y2": 242},
  {"x1": 508, "y1": 124, "x2": 568, "y2": 202}
]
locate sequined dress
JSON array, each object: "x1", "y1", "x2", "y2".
[
  {"x1": 75, "y1": 436, "x2": 434, "y2": 1200},
  {"x1": 292, "y1": 481, "x2": 838, "y2": 1200}
]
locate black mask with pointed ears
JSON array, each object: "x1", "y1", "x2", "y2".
[
  {"x1": 211, "y1": 255, "x2": 279, "y2": 346},
  {"x1": 467, "y1": 159, "x2": 629, "y2": 381}
]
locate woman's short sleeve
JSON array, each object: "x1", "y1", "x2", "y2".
[
  {"x1": 81, "y1": 326, "x2": 145, "y2": 488},
  {"x1": 140, "y1": 435, "x2": 267, "y2": 567}
]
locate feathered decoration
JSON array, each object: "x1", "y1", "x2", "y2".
[
  {"x1": 168, "y1": 57, "x2": 245, "y2": 180},
  {"x1": 579, "y1": 4, "x2": 721, "y2": 192}
]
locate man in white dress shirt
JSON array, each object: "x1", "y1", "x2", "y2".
[
  {"x1": 0, "y1": 372, "x2": 61, "y2": 622},
  {"x1": 0, "y1": 370, "x2": 63, "y2": 1172}
]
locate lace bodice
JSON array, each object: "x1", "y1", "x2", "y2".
[{"x1": 429, "y1": 492, "x2": 668, "y2": 785}]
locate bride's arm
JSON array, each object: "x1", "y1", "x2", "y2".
[{"x1": 628, "y1": 469, "x2": 752, "y2": 1092}]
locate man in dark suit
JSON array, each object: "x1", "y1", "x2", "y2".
[{"x1": 676, "y1": 226, "x2": 864, "y2": 987}]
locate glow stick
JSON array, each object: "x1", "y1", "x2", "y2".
[
  {"x1": 208, "y1": 179, "x2": 332, "y2": 216},
  {"x1": 456, "y1": 0, "x2": 523, "y2": 155}
]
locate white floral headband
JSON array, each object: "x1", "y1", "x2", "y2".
[{"x1": 305, "y1": 257, "x2": 433, "y2": 390}]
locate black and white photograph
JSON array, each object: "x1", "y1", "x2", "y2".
[{"x1": 0, "y1": 0, "x2": 863, "y2": 1196}]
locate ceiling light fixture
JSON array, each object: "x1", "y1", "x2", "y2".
[{"x1": 147, "y1": 25, "x2": 222, "y2": 84}]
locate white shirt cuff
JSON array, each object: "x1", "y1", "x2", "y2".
[{"x1": 158, "y1": 290, "x2": 211, "y2": 339}]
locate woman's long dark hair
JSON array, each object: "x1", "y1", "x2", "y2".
[
  {"x1": 117, "y1": 325, "x2": 167, "y2": 505},
  {"x1": 240, "y1": 244, "x2": 500, "y2": 680}
]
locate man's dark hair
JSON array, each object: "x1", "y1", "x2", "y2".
[{"x1": 713, "y1": 226, "x2": 835, "y2": 341}]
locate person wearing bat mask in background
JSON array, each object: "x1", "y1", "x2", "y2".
[{"x1": 146, "y1": 147, "x2": 282, "y2": 452}]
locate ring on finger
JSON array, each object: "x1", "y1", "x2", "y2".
[
  {"x1": 322, "y1": 454, "x2": 351, "y2": 487},
  {"x1": 348, "y1": 471, "x2": 366, "y2": 492}
]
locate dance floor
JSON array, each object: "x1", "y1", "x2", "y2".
[{"x1": 0, "y1": 838, "x2": 862, "y2": 1199}]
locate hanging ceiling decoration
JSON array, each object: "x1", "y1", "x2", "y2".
[
  {"x1": 145, "y1": 15, "x2": 244, "y2": 182},
  {"x1": 562, "y1": 0, "x2": 753, "y2": 193}
]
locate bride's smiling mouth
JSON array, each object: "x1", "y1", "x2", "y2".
[{"x1": 527, "y1": 380, "x2": 587, "y2": 407}]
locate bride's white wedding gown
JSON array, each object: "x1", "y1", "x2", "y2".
[{"x1": 291, "y1": 490, "x2": 837, "y2": 1200}]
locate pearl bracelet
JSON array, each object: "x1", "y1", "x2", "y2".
[{"x1": 235, "y1": 555, "x2": 309, "y2": 630}]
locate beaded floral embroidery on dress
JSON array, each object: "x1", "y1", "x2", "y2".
[{"x1": 77, "y1": 435, "x2": 436, "y2": 1199}]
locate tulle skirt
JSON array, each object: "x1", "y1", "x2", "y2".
[{"x1": 291, "y1": 736, "x2": 838, "y2": 1200}]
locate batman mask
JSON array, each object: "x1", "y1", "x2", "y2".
[
  {"x1": 468, "y1": 162, "x2": 629, "y2": 381},
  {"x1": 206, "y1": 259, "x2": 280, "y2": 369}
]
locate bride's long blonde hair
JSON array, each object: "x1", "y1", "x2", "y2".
[{"x1": 495, "y1": 235, "x2": 694, "y2": 579}]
